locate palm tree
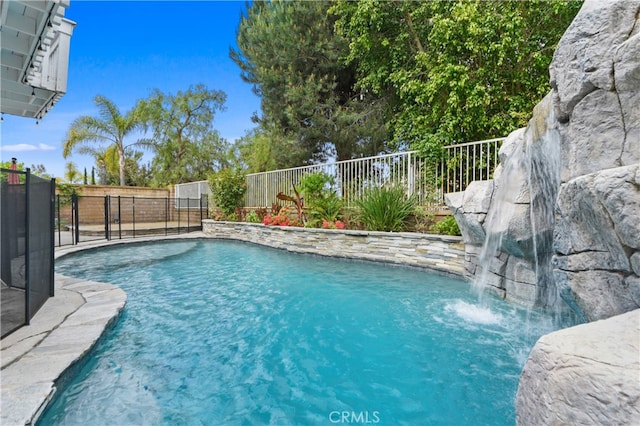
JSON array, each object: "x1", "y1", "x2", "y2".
[
  {"x1": 72, "y1": 145, "x2": 118, "y2": 185},
  {"x1": 62, "y1": 95, "x2": 143, "y2": 186},
  {"x1": 64, "y1": 162, "x2": 81, "y2": 184}
]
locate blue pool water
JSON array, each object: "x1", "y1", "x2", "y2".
[{"x1": 41, "y1": 240, "x2": 576, "y2": 425}]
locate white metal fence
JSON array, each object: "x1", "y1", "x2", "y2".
[
  {"x1": 175, "y1": 137, "x2": 504, "y2": 209},
  {"x1": 174, "y1": 180, "x2": 209, "y2": 208},
  {"x1": 245, "y1": 151, "x2": 434, "y2": 208},
  {"x1": 440, "y1": 137, "x2": 504, "y2": 194}
]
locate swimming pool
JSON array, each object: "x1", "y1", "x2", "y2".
[{"x1": 41, "y1": 240, "x2": 577, "y2": 425}]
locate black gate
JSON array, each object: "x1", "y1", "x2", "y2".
[
  {"x1": 1, "y1": 168, "x2": 55, "y2": 338},
  {"x1": 55, "y1": 193, "x2": 209, "y2": 246}
]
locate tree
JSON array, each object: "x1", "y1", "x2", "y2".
[
  {"x1": 30, "y1": 164, "x2": 52, "y2": 179},
  {"x1": 122, "y1": 150, "x2": 153, "y2": 187},
  {"x1": 136, "y1": 84, "x2": 229, "y2": 186},
  {"x1": 91, "y1": 167, "x2": 96, "y2": 185},
  {"x1": 85, "y1": 145, "x2": 151, "y2": 186},
  {"x1": 331, "y1": 0, "x2": 582, "y2": 160},
  {"x1": 1, "y1": 161, "x2": 53, "y2": 180},
  {"x1": 62, "y1": 95, "x2": 144, "y2": 186},
  {"x1": 230, "y1": 0, "x2": 389, "y2": 165},
  {"x1": 229, "y1": 126, "x2": 308, "y2": 173},
  {"x1": 64, "y1": 162, "x2": 81, "y2": 184},
  {"x1": 73, "y1": 144, "x2": 114, "y2": 185}
]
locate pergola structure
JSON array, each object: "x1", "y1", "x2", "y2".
[{"x1": 0, "y1": 0, "x2": 75, "y2": 120}]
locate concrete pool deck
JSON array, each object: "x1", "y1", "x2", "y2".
[{"x1": 0, "y1": 233, "x2": 205, "y2": 426}]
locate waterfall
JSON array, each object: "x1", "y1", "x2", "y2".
[
  {"x1": 474, "y1": 136, "x2": 528, "y2": 300},
  {"x1": 473, "y1": 94, "x2": 582, "y2": 319},
  {"x1": 524, "y1": 106, "x2": 561, "y2": 309}
]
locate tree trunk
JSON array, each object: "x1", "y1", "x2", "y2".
[{"x1": 118, "y1": 145, "x2": 126, "y2": 186}]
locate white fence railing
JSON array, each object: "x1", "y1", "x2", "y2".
[
  {"x1": 174, "y1": 180, "x2": 209, "y2": 209},
  {"x1": 439, "y1": 137, "x2": 504, "y2": 195},
  {"x1": 175, "y1": 137, "x2": 504, "y2": 209},
  {"x1": 245, "y1": 151, "x2": 433, "y2": 208}
]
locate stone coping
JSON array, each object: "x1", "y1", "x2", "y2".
[
  {"x1": 204, "y1": 219, "x2": 464, "y2": 241},
  {"x1": 0, "y1": 274, "x2": 126, "y2": 426}
]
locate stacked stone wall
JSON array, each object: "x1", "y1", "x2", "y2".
[{"x1": 202, "y1": 220, "x2": 466, "y2": 278}]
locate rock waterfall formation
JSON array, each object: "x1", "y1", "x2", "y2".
[
  {"x1": 446, "y1": 0, "x2": 640, "y2": 321},
  {"x1": 446, "y1": 0, "x2": 640, "y2": 423}
]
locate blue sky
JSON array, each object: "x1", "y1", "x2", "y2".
[{"x1": 1, "y1": 0, "x2": 260, "y2": 180}]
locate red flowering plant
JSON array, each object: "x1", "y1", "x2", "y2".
[
  {"x1": 262, "y1": 205, "x2": 302, "y2": 227},
  {"x1": 321, "y1": 219, "x2": 345, "y2": 229}
]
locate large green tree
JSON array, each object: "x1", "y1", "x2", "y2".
[
  {"x1": 136, "y1": 84, "x2": 229, "y2": 186},
  {"x1": 230, "y1": 0, "x2": 388, "y2": 165},
  {"x1": 229, "y1": 125, "x2": 308, "y2": 173},
  {"x1": 331, "y1": 0, "x2": 582, "y2": 160},
  {"x1": 62, "y1": 95, "x2": 144, "y2": 186}
]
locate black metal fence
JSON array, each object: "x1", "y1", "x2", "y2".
[
  {"x1": 1, "y1": 168, "x2": 55, "y2": 338},
  {"x1": 55, "y1": 194, "x2": 209, "y2": 246}
]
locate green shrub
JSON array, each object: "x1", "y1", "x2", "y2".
[
  {"x1": 246, "y1": 211, "x2": 261, "y2": 223},
  {"x1": 434, "y1": 215, "x2": 461, "y2": 236},
  {"x1": 409, "y1": 206, "x2": 436, "y2": 233},
  {"x1": 298, "y1": 172, "x2": 332, "y2": 203},
  {"x1": 356, "y1": 185, "x2": 416, "y2": 232},
  {"x1": 310, "y1": 193, "x2": 342, "y2": 222},
  {"x1": 55, "y1": 182, "x2": 78, "y2": 207},
  {"x1": 208, "y1": 169, "x2": 247, "y2": 218},
  {"x1": 299, "y1": 172, "x2": 343, "y2": 227}
]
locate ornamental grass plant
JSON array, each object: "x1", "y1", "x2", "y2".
[{"x1": 356, "y1": 185, "x2": 416, "y2": 232}]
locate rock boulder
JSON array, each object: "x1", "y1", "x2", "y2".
[{"x1": 516, "y1": 309, "x2": 640, "y2": 426}]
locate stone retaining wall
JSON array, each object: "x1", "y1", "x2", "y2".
[{"x1": 202, "y1": 220, "x2": 466, "y2": 278}]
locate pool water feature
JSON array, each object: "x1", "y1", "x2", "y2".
[{"x1": 41, "y1": 240, "x2": 578, "y2": 425}]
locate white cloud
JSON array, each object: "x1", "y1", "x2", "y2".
[{"x1": 1, "y1": 143, "x2": 56, "y2": 152}]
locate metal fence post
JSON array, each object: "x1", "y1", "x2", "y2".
[
  {"x1": 24, "y1": 169, "x2": 31, "y2": 325},
  {"x1": 132, "y1": 197, "x2": 136, "y2": 238},
  {"x1": 165, "y1": 197, "x2": 168, "y2": 236},
  {"x1": 72, "y1": 190, "x2": 79, "y2": 244},
  {"x1": 118, "y1": 196, "x2": 122, "y2": 239},
  {"x1": 104, "y1": 195, "x2": 110, "y2": 241},
  {"x1": 50, "y1": 178, "x2": 55, "y2": 296},
  {"x1": 56, "y1": 194, "x2": 61, "y2": 247},
  {"x1": 177, "y1": 198, "x2": 181, "y2": 235}
]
